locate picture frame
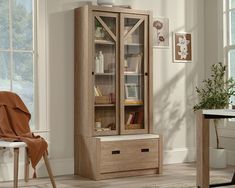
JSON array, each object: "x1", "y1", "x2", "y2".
[
  {"x1": 173, "y1": 32, "x2": 192, "y2": 63},
  {"x1": 153, "y1": 17, "x2": 169, "y2": 48},
  {"x1": 125, "y1": 83, "x2": 138, "y2": 100},
  {"x1": 124, "y1": 54, "x2": 142, "y2": 73}
]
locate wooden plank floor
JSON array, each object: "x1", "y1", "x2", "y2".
[{"x1": 0, "y1": 163, "x2": 235, "y2": 188}]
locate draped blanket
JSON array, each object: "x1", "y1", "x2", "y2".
[{"x1": 0, "y1": 91, "x2": 47, "y2": 170}]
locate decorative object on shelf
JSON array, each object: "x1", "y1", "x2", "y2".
[
  {"x1": 124, "y1": 54, "x2": 142, "y2": 73},
  {"x1": 97, "y1": 0, "x2": 114, "y2": 6},
  {"x1": 113, "y1": 5, "x2": 131, "y2": 9},
  {"x1": 95, "y1": 26, "x2": 105, "y2": 39},
  {"x1": 95, "y1": 121, "x2": 102, "y2": 129},
  {"x1": 125, "y1": 83, "x2": 139, "y2": 100},
  {"x1": 173, "y1": 32, "x2": 192, "y2": 63},
  {"x1": 193, "y1": 62, "x2": 235, "y2": 168},
  {"x1": 153, "y1": 17, "x2": 169, "y2": 48},
  {"x1": 95, "y1": 56, "x2": 100, "y2": 73},
  {"x1": 98, "y1": 51, "x2": 104, "y2": 73}
]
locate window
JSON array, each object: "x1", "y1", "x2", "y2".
[
  {"x1": 225, "y1": 0, "x2": 235, "y2": 104},
  {"x1": 0, "y1": 0, "x2": 36, "y2": 127}
]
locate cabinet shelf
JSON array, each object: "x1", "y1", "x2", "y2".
[
  {"x1": 124, "y1": 72, "x2": 143, "y2": 76},
  {"x1": 94, "y1": 129, "x2": 117, "y2": 136},
  {"x1": 124, "y1": 100, "x2": 144, "y2": 106},
  {"x1": 95, "y1": 104, "x2": 115, "y2": 107},
  {"x1": 95, "y1": 73, "x2": 115, "y2": 76},
  {"x1": 124, "y1": 104, "x2": 144, "y2": 106},
  {"x1": 95, "y1": 39, "x2": 115, "y2": 45},
  {"x1": 125, "y1": 43, "x2": 144, "y2": 46}
]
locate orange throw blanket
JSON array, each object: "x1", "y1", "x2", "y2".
[{"x1": 0, "y1": 91, "x2": 47, "y2": 170}]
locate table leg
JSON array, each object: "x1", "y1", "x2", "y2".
[{"x1": 196, "y1": 111, "x2": 210, "y2": 188}]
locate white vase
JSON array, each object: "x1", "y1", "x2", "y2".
[
  {"x1": 97, "y1": 0, "x2": 114, "y2": 6},
  {"x1": 210, "y1": 148, "x2": 227, "y2": 168}
]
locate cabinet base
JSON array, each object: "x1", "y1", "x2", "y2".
[{"x1": 97, "y1": 168, "x2": 160, "y2": 180}]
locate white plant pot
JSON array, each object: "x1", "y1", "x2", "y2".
[
  {"x1": 210, "y1": 148, "x2": 227, "y2": 168},
  {"x1": 97, "y1": 0, "x2": 114, "y2": 6}
]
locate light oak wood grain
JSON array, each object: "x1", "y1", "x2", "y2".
[{"x1": 74, "y1": 4, "x2": 161, "y2": 180}]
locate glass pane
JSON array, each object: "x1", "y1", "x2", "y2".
[
  {"x1": 124, "y1": 18, "x2": 139, "y2": 37},
  {"x1": 229, "y1": 49, "x2": 235, "y2": 104},
  {"x1": 94, "y1": 15, "x2": 117, "y2": 135},
  {"x1": 0, "y1": 52, "x2": 10, "y2": 90},
  {"x1": 12, "y1": 0, "x2": 33, "y2": 50},
  {"x1": 230, "y1": 0, "x2": 235, "y2": 9},
  {"x1": 100, "y1": 16, "x2": 116, "y2": 35},
  {"x1": 95, "y1": 17, "x2": 113, "y2": 42},
  {"x1": 0, "y1": 0, "x2": 10, "y2": 49},
  {"x1": 230, "y1": 11, "x2": 235, "y2": 44},
  {"x1": 124, "y1": 18, "x2": 145, "y2": 131},
  {"x1": 12, "y1": 52, "x2": 34, "y2": 125}
]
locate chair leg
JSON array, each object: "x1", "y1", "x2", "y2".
[
  {"x1": 24, "y1": 148, "x2": 29, "y2": 182},
  {"x1": 14, "y1": 148, "x2": 19, "y2": 188},
  {"x1": 43, "y1": 152, "x2": 56, "y2": 188}
]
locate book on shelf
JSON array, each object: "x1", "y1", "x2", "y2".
[
  {"x1": 94, "y1": 86, "x2": 99, "y2": 96},
  {"x1": 126, "y1": 111, "x2": 144, "y2": 125},
  {"x1": 136, "y1": 111, "x2": 144, "y2": 124},
  {"x1": 126, "y1": 113, "x2": 134, "y2": 125},
  {"x1": 96, "y1": 86, "x2": 103, "y2": 96},
  {"x1": 94, "y1": 86, "x2": 103, "y2": 96}
]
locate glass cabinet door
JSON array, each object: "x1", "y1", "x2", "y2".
[
  {"x1": 93, "y1": 12, "x2": 119, "y2": 136},
  {"x1": 121, "y1": 14, "x2": 149, "y2": 134}
]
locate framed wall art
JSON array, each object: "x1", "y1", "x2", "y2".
[
  {"x1": 173, "y1": 32, "x2": 192, "y2": 63},
  {"x1": 153, "y1": 17, "x2": 169, "y2": 48}
]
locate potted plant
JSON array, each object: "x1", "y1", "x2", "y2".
[{"x1": 194, "y1": 62, "x2": 235, "y2": 168}]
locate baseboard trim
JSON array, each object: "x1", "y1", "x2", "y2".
[
  {"x1": 219, "y1": 127, "x2": 235, "y2": 138},
  {"x1": 164, "y1": 147, "x2": 196, "y2": 164},
  {"x1": 227, "y1": 150, "x2": 235, "y2": 165},
  {"x1": 0, "y1": 157, "x2": 74, "y2": 181}
]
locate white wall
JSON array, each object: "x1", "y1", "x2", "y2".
[{"x1": 0, "y1": 0, "x2": 206, "y2": 181}]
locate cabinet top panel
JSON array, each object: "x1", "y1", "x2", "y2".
[
  {"x1": 96, "y1": 134, "x2": 159, "y2": 141},
  {"x1": 75, "y1": 4, "x2": 152, "y2": 16}
]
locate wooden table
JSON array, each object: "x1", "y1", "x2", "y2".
[{"x1": 196, "y1": 109, "x2": 235, "y2": 188}]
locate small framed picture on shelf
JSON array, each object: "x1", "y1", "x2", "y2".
[
  {"x1": 125, "y1": 83, "x2": 139, "y2": 100},
  {"x1": 124, "y1": 54, "x2": 142, "y2": 73}
]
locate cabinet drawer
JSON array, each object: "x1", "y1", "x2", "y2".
[{"x1": 100, "y1": 138, "x2": 159, "y2": 173}]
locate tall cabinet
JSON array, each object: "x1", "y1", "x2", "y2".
[{"x1": 74, "y1": 5, "x2": 162, "y2": 180}]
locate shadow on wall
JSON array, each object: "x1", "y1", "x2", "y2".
[
  {"x1": 152, "y1": 0, "x2": 204, "y2": 163},
  {"x1": 153, "y1": 68, "x2": 187, "y2": 150}
]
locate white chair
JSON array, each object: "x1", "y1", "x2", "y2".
[{"x1": 0, "y1": 140, "x2": 56, "y2": 188}]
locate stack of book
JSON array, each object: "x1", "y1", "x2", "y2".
[
  {"x1": 126, "y1": 111, "x2": 144, "y2": 125},
  {"x1": 94, "y1": 86, "x2": 111, "y2": 104}
]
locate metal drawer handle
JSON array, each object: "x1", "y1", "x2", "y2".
[
  {"x1": 112, "y1": 150, "x2": 120, "y2": 155},
  {"x1": 141, "y1": 148, "x2": 149, "y2": 152}
]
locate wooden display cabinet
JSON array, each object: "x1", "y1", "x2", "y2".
[{"x1": 74, "y1": 4, "x2": 162, "y2": 180}]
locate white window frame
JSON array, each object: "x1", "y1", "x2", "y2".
[
  {"x1": 219, "y1": 0, "x2": 235, "y2": 138},
  {"x1": 34, "y1": 0, "x2": 49, "y2": 135}
]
